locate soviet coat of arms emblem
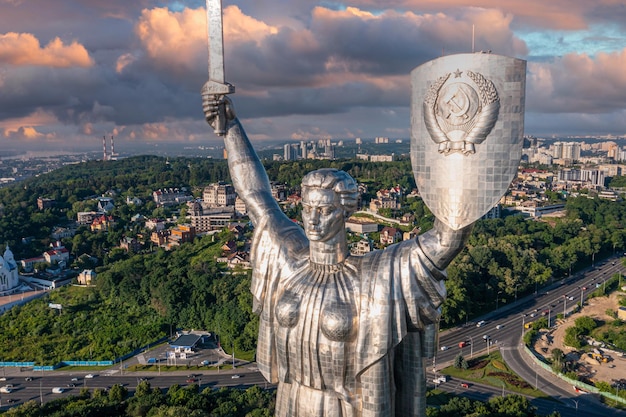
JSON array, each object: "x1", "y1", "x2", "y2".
[
  {"x1": 411, "y1": 53, "x2": 526, "y2": 230},
  {"x1": 424, "y1": 69, "x2": 499, "y2": 155}
]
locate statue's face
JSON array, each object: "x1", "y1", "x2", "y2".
[{"x1": 301, "y1": 187, "x2": 344, "y2": 242}]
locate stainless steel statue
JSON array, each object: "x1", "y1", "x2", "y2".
[{"x1": 202, "y1": 3, "x2": 525, "y2": 416}]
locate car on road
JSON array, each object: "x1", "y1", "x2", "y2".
[
  {"x1": 231, "y1": 375, "x2": 241, "y2": 379},
  {"x1": 458, "y1": 341, "x2": 468, "y2": 348},
  {"x1": 186, "y1": 378, "x2": 197, "y2": 383},
  {"x1": 460, "y1": 383, "x2": 470, "y2": 388},
  {"x1": 433, "y1": 375, "x2": 448, "y2": 384},
  {"x1": 25, "y1": 377, "x2": 32, "y2": 381},
  {"x1": 71, "y1": 377, "x2": 79, "y2": 382},
  {"x1": 52, "y1": 387, "x2": 65, "y2": 394},
  {"x1": 476, "y1": 320, "x2": 486, "y2": 327},
  {"x1": 495, "y1": 324, "x2": 503, "y2": 330},
  {"x1": 85, "y1": 374, "x2": 95, "y2": 379},
  {"x1": 0, "y1": 386, "x2": 12, "y2": 394},
  {"x1": 529, "y1": 313, "x2": 536, "y2": 318},
  {"x1": 0, "y1": 377, "x2": 6, "y2": 381},
  {"x1": 440, "y1": 346, "x2": 448, "y2": 351},
  {"x1": 67, "y1": 383, "x2": 76, "y2": 388}
]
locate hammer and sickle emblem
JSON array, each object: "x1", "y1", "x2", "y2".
[{"x1": 443, "y1": 87, "x2": 470, "y2": 120}]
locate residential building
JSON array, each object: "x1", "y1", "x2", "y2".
[
  {"x1": 37, "y1": 197, "x2": 55, "y2": 210},
  {"x1": 203, "y1": 182, "x2": 236, "y2": 207},
  {"x1": 189, "y1": 202, "x2": 236, "y2": 233},
  {"x1": 151, "y1": 230, "x2": 170, "y2": 246},
  {"x1": 153, "y1": 188, "x2": 192, "y2": 207},
  {"x1": 169, "y1": 224, "x2": 196, "y2": 245},
  {"x1": 234, "y1": 197, "x2": 247, "y2": 217},
  {"x1": 77, "y1": 211, "x2": 98, "y2": 225},
  {"x1": 145, "y1": 218, "x2": 166, "y2": 231},
  {"x1": 120, "y1": 236, "x2": 142, "y2": 253},
  {"x1": 351, "y1": 239, "x2": 373, "y2": 256},
  {"x1": 97, "y1": 197, "x2": 114, "y2": 212},
  {"x1": 51, "y1": 226, "x2": 76, "y2": 240},
  {"x1": 43, "y1": 242, "x2": 70, "y2": 267},
  {"x1": 380, "y1": 227, "x2": 402, "y2": 245},
  {"x1": 91, "y1": 214, "x2": 116, "y2": 232},
  {"x1": 345, "y1": 217, "x2": 378, "y2": 234},
  {"x1": 77, "y1": 269, "x2": 96, "y2": 285}
]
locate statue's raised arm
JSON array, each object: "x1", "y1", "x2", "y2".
[{"x1": 201, "y1": 91, "x2": 282, "y2": 226}]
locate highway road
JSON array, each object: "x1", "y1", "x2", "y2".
[
  {"x1": 0, "y1": 367, "x2": 269, "y2": 408},
  {"x1": 432, "y1": 254, "x2": 626, "y2": 416}
]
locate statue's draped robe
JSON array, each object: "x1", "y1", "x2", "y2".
[{"x1": 250, "y1": 211, "x2": 446, "y2": 417}]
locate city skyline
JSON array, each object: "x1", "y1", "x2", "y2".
[{"x1": 1, "y1": 1, "x2": 626, "y2": 151}]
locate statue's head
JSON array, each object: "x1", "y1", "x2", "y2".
[{"x1": 301, "y1": 169, "x2": 358, "y2": 242}]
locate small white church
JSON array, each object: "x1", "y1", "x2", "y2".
[{"x1": 0, "y1": 246, "x2": 20, "y2": 294}]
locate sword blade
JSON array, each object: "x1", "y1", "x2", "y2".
[{"x1": 207, "y1": 0, "x2": 225, "y2": 85}]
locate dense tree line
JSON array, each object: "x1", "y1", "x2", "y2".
[{"x1": 2, "y1": 383, "x2": 560, "y2": 417}]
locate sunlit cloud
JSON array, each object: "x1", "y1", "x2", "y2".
[{"x1": 0, "y1": 32, "x2": 93, "y2": 67}]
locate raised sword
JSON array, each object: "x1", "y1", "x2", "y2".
[{"x1": 204, "y1": 0, "x2": 235, "y2": 136}]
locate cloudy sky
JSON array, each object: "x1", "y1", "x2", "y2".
[{"x1": 1, "y1": 0, "x2": 626, "y2": 151}]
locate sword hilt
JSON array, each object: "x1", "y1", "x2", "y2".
[{"x1": 203, "y1": 80, "x2": 235, "y2": 136}]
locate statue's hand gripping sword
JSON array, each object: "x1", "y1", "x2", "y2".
[{"x1": 204, "y1": 0, "x2": 235, "y2": 136}]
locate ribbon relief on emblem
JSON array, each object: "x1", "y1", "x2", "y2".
[{"x1": 423, "y1": 69, "x2": 500, "y2": 155}]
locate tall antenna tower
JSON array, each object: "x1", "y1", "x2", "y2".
[
  {"x1": 102, "y1": 135, "x2": 108, "y2": 161},
  {"x1": 472, "y1": 24, "x2": 475, "y2": 53},
  {"x1": 110, "y1": 136, "x2": 116, "y2": 160}
]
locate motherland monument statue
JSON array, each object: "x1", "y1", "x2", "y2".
[{"x1": 201, "y1": 1, "x2": 526, "y2": 416}]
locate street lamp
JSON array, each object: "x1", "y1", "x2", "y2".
[
  {"x1": 579, "y1": 286, "x2": 585, "y2": 308},
  {"x1": 495, "y1": 290, "x2": 503, "y2": 311},
  {"x1": 548, "y1": 309, "x2": 551, "y2": 327}
]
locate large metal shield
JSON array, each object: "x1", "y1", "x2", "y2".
[{"x1": 411, "y1": 53, "x2": 526, "y2": 230}]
